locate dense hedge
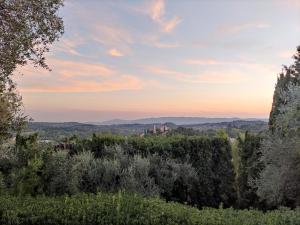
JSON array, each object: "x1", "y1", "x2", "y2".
[
  {"x1": 70, "y1": 134, "x2": 236, "y2": 207},
  {"x1": 0, "y1": 134, "x2": 236, "y2": 208},
  {"x1": 71, "y1": 134, "x2": 231, "y2": 159},
  {"x1": 0, "y1": 192, "x2": 299, "y2": 225}
]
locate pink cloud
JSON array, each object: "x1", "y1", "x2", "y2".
[
  {"x1": 148, "y1": 0, "x2": 181, "y2": 33},
  {"x1": 92, "y1": 23, "x2": 132, "y2": 49},
  {"x1": 142, "y1": 65, "x2": 247, "y2": 84},
  {"x1": 150, "y1": 0, "x2": 165, "y2": 22},
  {"x1": 55, "y1": 3, "x2": 134, "y2": 56},
  {"x1": 53, "y1": 37, "x2": 85, "y2": 56},
  {"x1": 17, "y1": 58, "x2": 166, "y2": 93},
  {"x1": 141, "y1": 33, "x2": 181, "y2": 48},
  {"x1": 153, "y1": 42, "x2": 180, "y2": 48},
  {"x1": 162, "y1": 16, "x2": 181, "y2": 33},
  {"x1": 143, "y1": 65, "x2": 188, "y2": 79},
  {"x1": 194, "y1": 71, "x2": 248, "y2": 84},
  {"x1": 48, "y1": 58, "x2": 116, "y2": 79},
  {"x1": 183, "y1": 59, "x2": 278, "y2": 76},
  {"x1": 184, "y1": 59, "x2": 224, "y2": 65},
  {"x1": 19, "y1": 75, "x2": 144, "y2": 93},
  {"x1": 108, "y1": 48, "x2": 124, "y2": 57}
]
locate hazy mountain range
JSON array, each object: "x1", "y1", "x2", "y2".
[
  {"x1": 96, "y1": 117, "x2": 268, "y2": 126},
  {"x1": 27, "y1": 119, "x2": 268, "y2": 140}
]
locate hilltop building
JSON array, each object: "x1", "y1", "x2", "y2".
[{"x1": 140, "y1": 124, "x2": 171, "y2": 137}]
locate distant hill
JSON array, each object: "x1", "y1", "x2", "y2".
[
  {"x1": 98, "y1": 117, "x2": 268, "y2": 125},
  {"x1": 26, "y1": 119, "x2": 267, "y2": 140},
  {"x1": 186, "y1": 120, "x2": 268, "y2": 133},
  {"x1": 26, "y1": 122, "x2": 177, "y2": 140}
]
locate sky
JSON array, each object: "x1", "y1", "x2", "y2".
[{"x1": 16, "y1": 0, "x2": 300, "y2": 122}]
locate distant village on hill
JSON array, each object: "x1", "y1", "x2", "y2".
[{"x1": 140, "y1": 124, "x2": 171, "y2": 137}]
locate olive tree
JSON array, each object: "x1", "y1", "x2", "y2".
[{"x1": 0, "y1": 0, "x2": 64, "y2": 141}]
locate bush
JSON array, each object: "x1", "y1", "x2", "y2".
[
  {"x1": 42, "y1": 151, "x2": 78, "y2": 195},
  {"x1": 0, "y1": 192, "x2": 299, "y2": 225}
]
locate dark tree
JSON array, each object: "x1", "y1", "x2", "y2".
[{"x1": 236, "y1": 132, "x2": 262, "y2": 208}]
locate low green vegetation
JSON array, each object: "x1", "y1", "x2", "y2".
[{"x1": 1, "y1": 192, "x2": 300, "y2": 225}]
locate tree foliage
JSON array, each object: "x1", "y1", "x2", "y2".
[
  {"x1": 0, "y1": 0, "x2": 64, "y2": 143},
  {"x1": 255, "y1": 46, "x2": 300, "y2": 208},
  {"x1": 269, "y1": 46, "x2": 300, "y2": 131},
  {"x1": 0, "y1": 0, "x2": 64, "y2": 79},
  {"x1": 236, "y1": 132, "x2": 262, "y2": 208},
  {"x1": 0, "y1": 80, "x2": 25, "y2": 144}
]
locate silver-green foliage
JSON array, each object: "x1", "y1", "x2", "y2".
[
  {"x1": 128, "y1": 155, "x2": 159, "y2": 196},
  {"x1": 43, "y1": 151, "x2": 78, "y2": 195},
  {"x1": 67, "y1": 146, "x2": 159, "y2": 196}
]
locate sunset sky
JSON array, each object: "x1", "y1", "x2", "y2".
[{"x1": 16, "y1": 0, "x2": 300, "y2": 122}]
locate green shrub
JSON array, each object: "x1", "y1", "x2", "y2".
[{"x1": 0, "y1": 192, "x2": 299, "y2": 225}]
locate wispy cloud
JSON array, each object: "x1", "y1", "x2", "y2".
[
  {"x1": 91, "y1": 23, "x2": 133, "y2": 54},
  {"x1": 142, "y1": 61, "x2": 278, "y2": 84},
  {"x1": 150, "y1": 0, "x2": 164, "y2": 21},
  {"x1": 149, "y1": 0, "x2": 182, "y2": 33},
  {"x1": 17, "y1": 58, "x2": 149, "y2": 93},
  {"x1": 183, "y1": 58, "x2": 278, "y2": 75},
  {"x1": 217, "y1": 22, "x2": 270, "y2": 35},
  {"x1": 143, "y1": 65, "x2": 188, "y2": 79},
  {"x1": 57, "y1": 2, "x2": 134, "y2": 57},
  {"x1": 142, "y1": 33, "x2": 181, "y2": 48},
  {"x1": 195, "y1": 71, "x2": 248, "y2": 84},
  {"x1": 49, "y1": 59, "x2": 116, "y2": 79},
  {"x1": 20, "y1": 75, "x2": 143, "y2": 93},
  {"x1": 184, "y1": 59, "x2": 224, "y2": 65},
  {"x1": 153, "y1": 42, "x2": 180, "y2": 48},
  {"x1": 53, "y1": 37, "x2": 84, "y2": 56},
  {"x1": 161, "y1": 16, "x2": 181, "y2": 33},
  {"x1": 108, "y1": 48, "x2": 124, "y2": 57},
  {"x1": 142, "y1": 65, "x2": 247, "y2": 84}
]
